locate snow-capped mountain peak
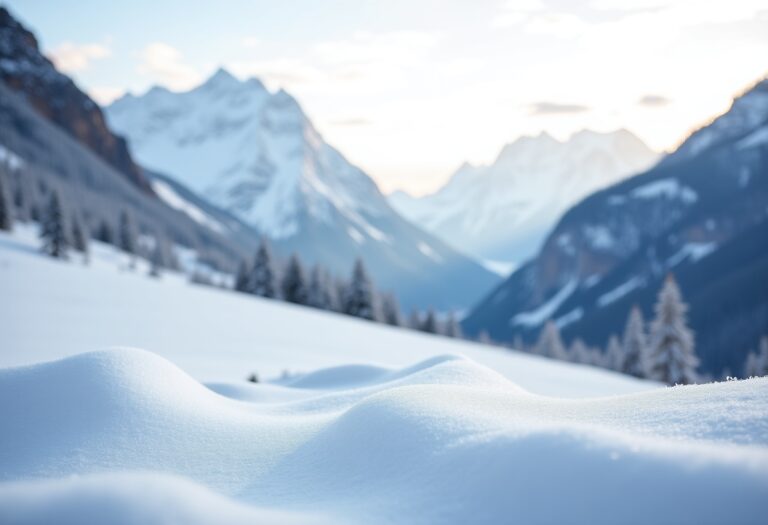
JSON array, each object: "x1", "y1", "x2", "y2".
[
  {"x1": 389, "y1": 129, "x2": 659, "y2": 266},
  {"x1": 106, "y1": 68, "x2": 498, "y2": 310}
]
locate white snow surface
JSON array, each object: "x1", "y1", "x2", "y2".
[
  {"x1": 2, "y1": 226, "x2": 768, "y2": 524},
  {"x1": 389, "y1": 129, "x2": 658, "y2": 264}
]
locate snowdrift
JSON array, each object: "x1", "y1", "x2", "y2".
[{"x1": 1, "y1": 349, "x2": 767, "y2": 524}]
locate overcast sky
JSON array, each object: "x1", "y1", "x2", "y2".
[{"x1": 6, "y1": 0, "x2": 768, "y2": 195}]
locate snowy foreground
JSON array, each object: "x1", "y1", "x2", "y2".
[{"x1": 1, "y1": 227, "x2": 768, "y2": 524}]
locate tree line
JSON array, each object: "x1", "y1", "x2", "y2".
[
  {"x1": 1, "y1": 161, "x2": 462, "y2": 338},
  {"x1": 515, "y1": 274, "x2": 768, "y2": 384}
]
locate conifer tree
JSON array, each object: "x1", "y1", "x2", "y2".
[
  {"x1": 408, "y1": 310, "x2": 422, "y2": 331},
  {"x1": 234, "y1": 261, "x2": 249, "y2": 292},
  {"x1": 513, "y1": 335, "x2": 525, "y2": 353},
  {"x1": 421, "y1": 309, "x2": 438, "y2": 334},
  {"x1": 569, "y1": 338, "x2": 590, "y2": 364},
  {"x1": 96, "y1": 220, "x2": 114, "y2": 245},
  {"x1": 380, "y1": 293, "x2": 402, "y2": 326},
  {"x1": 0, "y1": 166, "x2": 13, "y2": 231},
  {"x1": 307, "y1": 266, "x2": 336, "y2": 310},
  {"x1": 248, "y1": 239, "x2": 277, "y2": 298},
  {"x1": 443, "y1": 311, "x2": 463, "y2": 338},
  {"x1": 282, "y1": 254, "x2": 308, "y2": 305},
  {"x1": 744, "y1": 336, "x2": 768, "y2": 377},
  {"x1": 646, "y1": 275, "x2": 699, "y2": 385},
  {"x1": 342, "y1": 258, "x2": 376, "y2": 320},
  {"x1": 535, "y1": 321, "x2": 567, "y2": 360},
  {"x1": 622, "y1": 306, "x2": 649, "y2": 377},
  {"x1": 605, "y1": 335, "x2": 624, "y2": 371},
  {"x1": 70, "y1": 212, "x2": 89, "y2": 262},
  {"x1": 149, "y1": 234, "x2": 171, "y2": 278},
  {"x1": 119, "y1": 210, "x2": 137, "y2": 268},
  {"x1": 40, "y1": 191, "x2": 68, "y2": 259}
]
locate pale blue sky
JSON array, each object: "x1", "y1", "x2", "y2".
[{"x1": 6, "y1": 0, "x2": 768, "y2": 194}]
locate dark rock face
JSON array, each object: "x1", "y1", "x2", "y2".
[{"x1": 0, "y1": 7, "x2": 152, "y2": 194}]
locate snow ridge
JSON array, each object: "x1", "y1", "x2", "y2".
[{"x1": 1, "y1": 348, "x2": 767, "y2": 525}]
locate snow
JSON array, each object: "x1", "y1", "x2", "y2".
[
  {"x1": 738, "y1": 126, "x2": 768, "y2": 150},
  {"x1": 1, "y1": 349, "x2": 767, "y2": 525},
  {"x1": 480, "y1": 258, "x2": 517, "y2": 276},
  {"x1": 150, "y1": 179, "x2": 224, "y2": 233},
  {"x1": 631, "y1": 178, "x2": 697, "y2": 203},
  {"x1": 597, "y1": 276, "x2": 643, "y2": 307},
  {"x1": 667, "y1": 242, "x2": 717, "y2": 267},
  {"x1": 556, "y1": 307, "x2": 583, "y2": 328},
  {"x1": 0, "y1": 144, "x2": 24, "y2": 170},
  {"x1": 2, "y1": 225, "x2": 768, "y2": 524},
  {"x1": 0, "y1": 225, "x2": 649, "y2": 398},
  {"x1": 417, "y1": 241, "x2": 442, "y2": 262},
  {"x1": 511, "y1": 279, "x2": 578, "y2": 327},
  {"x1": 389, "y1": 129, "x2": 658, "y2": 265}
]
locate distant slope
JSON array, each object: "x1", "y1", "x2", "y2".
[
  {"x1": 106, "y1": 70, "x2": 499, "y2": 310},
  {"x1": 390, "y1": 130, "x2": 658, "y2": 266},
  {"x1": 463, "y1": 77, "x2": 768, "y2": 377}
]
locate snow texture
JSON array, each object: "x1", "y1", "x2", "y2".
[{"x1": 1, "y1": 226, "x2": 767, "y2": 524}]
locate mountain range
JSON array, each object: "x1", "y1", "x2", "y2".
[
  {"x1": 463, "y1": 77, "x2": 768, "y2": 377},
  {"x1": 389, "y1": 129, "x2": 658, "y2": 270},
  {"x1": 104, "y1": 69, "x2": 499, "y2": 310}
]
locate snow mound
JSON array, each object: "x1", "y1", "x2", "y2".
[{"x1": 1, "y1": 349, "x2": 767, "y2": 524}]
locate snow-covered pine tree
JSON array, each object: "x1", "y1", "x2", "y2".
[
  {"x1": 234, "y1": 261, "x2": 249, "y2": 293},
  {"x1": 646, "y1": 275, "x2": 699, "y2": 385},
  {"x1": 421, "y1": 309, "x2": 438, "y2": 334},
  {"x1": 569, "y1": 338, "x2": 590, "y2": 364},
  {"x1": 622, "y1": 306, "x2": 649, "y2": 377},
  {"x1": 605, "y1": 335, "x2": 624, "y2": 371},
  {"x1": 477, "y1": 330, "x2": 493, "y2": 345},
  {"x1": 535, "y1": 321, "x2": 567, "y2": 360},
  {"x1": 40, "y1": 191, "x2": 68, "y2": 259},
  {"x1": 342, "y1": 258, "x2": 376, "y2": 320},
  {"x1": 70, "y1": 212, "x2": 89, "y2": 262},
  {"x1": 282, "y1": 254, "x2": 308, "y2": 305},
  {"x1": 248, "y1": 239, "x2": 277, "y2": 298},
  {"x1": 444, "y1": 311, "x2": 463, "y2": 339},
  {"x1": 118, "y1": 210, "x2": 137, "y2": 267},
  {"x1": 408, "y1": 310, "x2": 422, "y2": 330},
  {"x1": 149, "y1": 234, "x2": 170, "y2": 278},
  {"x1": 0, "y1": 165, "x2": 13, "y2": 231},
  {"x1": 743, "y1": 336, "x2": 768, "y2": 377},
  {"x1": 380, "y1": 293, "x2": 402, "y2": 326},
  {"x1": 307, "y1": 265, "x2": 335, "y2": 310}
]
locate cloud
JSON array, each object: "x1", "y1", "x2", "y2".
[
  {"x1": 88, "y1": 86, "x2": 126, "y2": 105},
  {"x1": 529, "y1": 102, "x2": 590, "y2": 115},
  {"x1": 137, "y1": 42, "x2": 201, "y2": 91},
  {"x1": 638, "y1": 94, "x2": 671, "y2": 106},
  {"x1": 241, "y1": 36, "x2": 260, "y2": 49},
  {"x1": 48, "y1": 42, "x2": 110, "y2": 72},
  {"x1": 230, "y1": 31, "x2": 438, "y2": 95}
]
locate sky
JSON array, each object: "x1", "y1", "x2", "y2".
[{"x1": 5, "y1": 0, "x2": 768, "y2": 195}]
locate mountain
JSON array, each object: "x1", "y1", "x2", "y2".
[
  {"x1": 0, "y1": 7, "x2": 151, "y2": 193},
  {"x1": 463, "y1": 77, "x2": 768, "y2": 377},
  {"x1": 0, "y1": 7, "x2": 257, "y2": 272},
  {"x1": 105, "y1": 70, "x2": 499, "y2": 310},
  {"x1": 389, "y1": 130, "x2": 658, "y2": 269}
]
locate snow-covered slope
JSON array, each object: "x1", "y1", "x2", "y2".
[
  {"x1": 1, "y1": 348, "x2": 767, "y2": 524},
  {"x1": 0, "y1": 224, "x2": 646, "y2": 397},
  {"x1": 105, "y1": 70, "x2": 498, "y2": 310},
  {"x1": 2, "y1": 226, "x2": 767, "y2": 524},
  {"x1": 390, "y1": 130, "x2": 658, "y2": 267}
]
